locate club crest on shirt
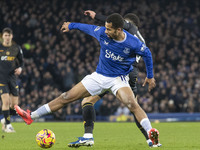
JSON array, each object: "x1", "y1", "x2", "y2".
[
  {"x1": 6, "y1": 51, "x2": 10, "y2": 55},
  {"x1": 140, "y1": 44, "x2": 146, "y2": 52},
  {"x1": 94, "y1": 26, "x2": 101, "y2": 31},
  {"x1": 123, "y1": 47, "x2": 130, "y2": 54}
]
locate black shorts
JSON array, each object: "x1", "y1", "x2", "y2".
[
  {"x1": 0, "y1": 74, "x2": 19, "y2": 96},
  {"x1": 129, "y1": 67, "x2": 138, "y2": 96}
]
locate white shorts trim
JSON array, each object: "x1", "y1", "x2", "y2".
[{"x1": 81, "y1": 72, "x2": 130, "y2": 96}]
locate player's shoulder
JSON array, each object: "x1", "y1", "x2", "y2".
[
  {"x1": 11, "y1": 43, "x2": 19, "y2": 48},
  {"x1": 125, "y1": 31, "x2": 140, "y2": 43},
  {"x1": 11, "y1": 44, "x2": 22, "y2": 52},
  {"x1": 127, "y1": 24, "x2": 138, "y2": 34}
]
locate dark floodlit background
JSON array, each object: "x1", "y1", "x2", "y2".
[{"x1": 0, "y1": 0, "x2": 200, "y2": 122}]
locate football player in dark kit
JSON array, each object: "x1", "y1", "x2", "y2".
[
  {"x1": 68, "y1": 10, "x2": 162, "y2": 148},
  {"x1": 0, "y1": 27, "x2": 24, "y2": 133}
]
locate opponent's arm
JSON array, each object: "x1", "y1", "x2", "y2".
[
  {"x1": 131, "y1": 39, "x2": 155, "y2": 91},
  {"x1": 84, "y1": 10, "x2": 106, "y2": 22},
  {"x1": 15, "y1": 46, "x2": 24, "y2": 75},
  {"x1": 84, "y1": 10, "x2": 132, "y2": 31}
]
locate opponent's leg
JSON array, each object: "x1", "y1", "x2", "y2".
[
  {"x1": 9, "y1": 94, "x2": 18, "y2": 116},
  {"x1": 68, "y1": 95, "x2": 100, "y2": 147},
  {"x1": 1, "y1": 93, "x2": 15, "y2": 133}
]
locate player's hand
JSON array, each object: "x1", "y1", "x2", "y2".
[
  {"x1": 84, "y1": 10, "x2": 96, "y2": 19},
  {"x1": 142, "y1": 77, "x2": 156, "y2": 92},
  {"x1": 15, "y1": 67, "x2": 22, "y2": 75},
  {"x1": 61, "y1": 22, "x2": 71, "y2": 32}
]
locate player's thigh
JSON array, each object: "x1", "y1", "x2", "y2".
[
  {"x1": 8, "y1": 75, "x2": 19, "y2": 97},
  {"x1": 62, "y1": 82, "x2": 91, "y2": 102},
  {"x1": 82, "y1": 95, "x2": 101, "y2": 106},
  {"x1": 116, "y1": 87, "x2": 137, "y2": 106},
  {"x1": 129, "y1": 68, "x2": 138, "y2": 95}
]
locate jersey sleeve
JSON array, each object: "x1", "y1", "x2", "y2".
[
  {"x1": 131, "y1": 39, "x2": 153, "y2": 78},
  {"x1": 16, "y1": 46, "x2": 24, "y2": 68},
  {"x1": 68, "y1": 23, "x2": 103, "y2": 41}
]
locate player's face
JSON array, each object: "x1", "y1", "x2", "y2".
[
  {"x1": 2, "y1": 32, "x2": 13, "y2": 45},
  {"x1": 105, "y1": 22, "x2": 120, "y2": 39}
]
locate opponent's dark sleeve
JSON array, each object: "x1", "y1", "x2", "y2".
[
  {"x1": 16, "y1": 46, "x2": 24, "y2": 68},
  {"x1": 94, "y1": 14, "x2": 107, "y2": 22},
  {"x1": 129, "y1": 26, "x2": 146, "y2": 44}
]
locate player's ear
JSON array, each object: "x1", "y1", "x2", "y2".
[{"x1": 117, "y1": 28, "x2": 123, "y2": 32}]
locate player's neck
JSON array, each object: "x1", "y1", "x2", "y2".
[
  {"x1": 2, "y1": 41, "x2": 12, "y2": 47},
  {"x1": 114, "y1": 32, "x2": 125, "y2": 41}
]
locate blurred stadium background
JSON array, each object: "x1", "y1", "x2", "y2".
[{"x1": 0, "y1": 0, "x2": 200, "y2": 122}]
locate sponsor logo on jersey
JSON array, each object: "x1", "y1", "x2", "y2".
[
  {"x1": 104, "y1": 40, "x2": 109, "y2": 45},
  {"x1": 123, "y1": 47, "x2": 130, "y2": 54},
  {"x1": 1, "y1": 56, "x2": 15, "y2": 61},
  {"x1": 94, "y1": 26, "x2": 101, "y2": 31},
  {"x1": 105, "y1": 50, "x2": 124, "y2": 61}
]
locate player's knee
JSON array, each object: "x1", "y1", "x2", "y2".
[
  {"x1": 81, "y1": 98, "x2": 87, "y2": 106},
  {"x1": 81, "y1": 98, "x2": 93, "y2": 106},
  {"x1": 125, "y1": 96, "x2": 138, "y2": 111},
  {"x1": 60, "y1": 92, "x2": 72, "y2": 104}
]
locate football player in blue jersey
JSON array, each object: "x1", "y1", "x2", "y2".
[
  {"x1": 67, "y1": 10, "x2": 161, "y2": 148},
  {"x1": 15, "y1": 13, "x2": 160, "y2": 148}
]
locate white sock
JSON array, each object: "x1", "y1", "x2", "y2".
[
  {"x1": 146, "y1": 139, "x2": 152, "y2": 144},
  {"x1": 31, "y1": 104, "x2": 51, "y2": 119},
  {"x1": 83, "y1": 133, "x2": 93, "y2": 138},
  {"x1": 140, "y1": 118, "x2": 152, "y2": 133}
]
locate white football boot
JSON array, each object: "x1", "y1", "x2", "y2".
[{"x1": 4, "y1": 124, "x2": 16, "y2": 133}]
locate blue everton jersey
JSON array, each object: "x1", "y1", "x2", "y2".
[{"x1": 69, "y1": 23, "x2": 153, "y2": 78}]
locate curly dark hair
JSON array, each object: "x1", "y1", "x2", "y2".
[
  {"x1": 124, "y1": 13, "x2": 140, "y2": 27},
  {"x1": 106, "y1": 13, "x2": 124, "y2": 29}
]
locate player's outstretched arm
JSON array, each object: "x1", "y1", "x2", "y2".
[{"x1": 61, "y1": 21, "x2": 102, "y2": 41}]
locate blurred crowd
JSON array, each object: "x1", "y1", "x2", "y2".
[{"x1": 0, "y1": 0, "x2": 200, "y2": 120}]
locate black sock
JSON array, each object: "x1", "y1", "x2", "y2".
[
  {"x1": 132, "y1": 113, "x2": 149, "y2": 140},
  {"x1": 2, "y1": 110, "x2": 11, "y2": 125},
  {"x1": 82, "y1": 103, "x2": 96, "y2": 134},
  {"x1": 10, "y1": 108, "x2": 17, "y2": 116}
]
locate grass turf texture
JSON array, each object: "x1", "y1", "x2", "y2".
[{"x1": 0, "y1": 122, "x2": 199, "y2": 150}]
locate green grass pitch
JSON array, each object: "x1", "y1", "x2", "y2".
[{"x1": 0, "y1": 122, "x2": 199, "y2": 150}]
